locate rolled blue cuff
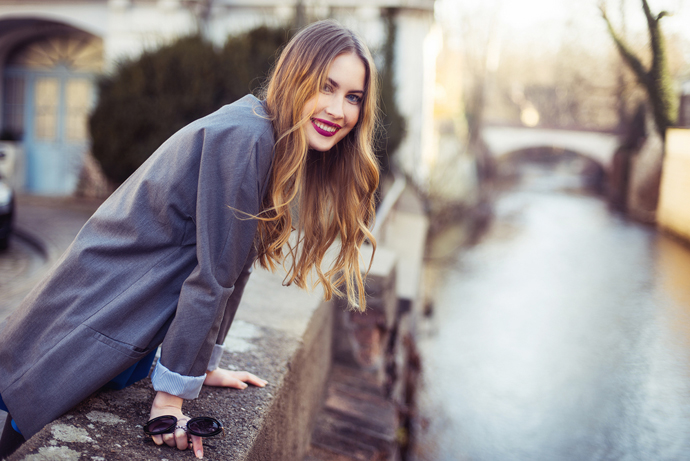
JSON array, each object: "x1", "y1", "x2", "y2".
[
  {"x1": 151, "y1": 361, "x2": 206, "y2": 399},
  {"x1": 207, "y1": 344, "x2": 225, "y2": 372}
]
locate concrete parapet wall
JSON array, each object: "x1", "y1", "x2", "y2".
[{"x1": 658, "y1": 128, "x2": 690, "y2": 243}]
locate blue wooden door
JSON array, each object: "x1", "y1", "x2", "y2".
[
  {"x1": 2, "y1": 34, "x2": 102, "y2": 195},
  {"x1": 21, "y1": 70, "x2": 94, "y2": 194}
]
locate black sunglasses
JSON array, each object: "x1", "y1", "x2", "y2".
[{"x1": 143, "y1": 415, "x2": 224, "y2": 438}]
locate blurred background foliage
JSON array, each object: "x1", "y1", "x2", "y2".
[
  {"x1": 600, "y1": 0, "x2": 677, "y2": 137},
  {"x1": 375, "y1": 9, "x2": 406, "y2": 177},
  {"x1": 90, "y1": 24, "x2": 405, "y2": 185},
  {"x1": 89, "y1": 27, "x2": 286, "y2": 184}
]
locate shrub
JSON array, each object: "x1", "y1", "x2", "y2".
[
  {"x1": 375, "y1": 10, "x2": 406, "y2": 177},
  {"x1": 90, "y1": 29, "x2": 287, "y2": 184}
]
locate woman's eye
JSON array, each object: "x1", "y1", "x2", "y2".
[
  {"x1": 322, "y1": 83, "x2": 333, "y2": 93},
  {"x1": 346, "y1": 94, "x2": 362, "y2": 104}
]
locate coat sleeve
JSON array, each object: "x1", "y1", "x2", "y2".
[
  {"x1": 152, "y1": 119, "x2": 273, "y2": 399},
  {"x1": 206, "y1": 250, "x2": 256, "y2": 372}
]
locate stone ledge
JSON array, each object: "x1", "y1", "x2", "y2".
[{"x1": 8, "y1": 267, "x2": 332, "y2": 461}]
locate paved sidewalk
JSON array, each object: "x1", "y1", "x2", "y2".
[{"x1": 0, "y1": 194, "x2": 103, "y2": 322}]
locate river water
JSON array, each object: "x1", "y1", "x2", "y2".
[{"x1": 412, "y1": 166, "x2": 690, "y2": 460}]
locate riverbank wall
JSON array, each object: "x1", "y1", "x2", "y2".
[{"x1": 658, "y1": 128, "x2": 690, "y2": 244}]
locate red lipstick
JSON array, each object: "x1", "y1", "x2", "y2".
[{"x1": 311, "y1": 118, "x2": 341, "y2": 137}]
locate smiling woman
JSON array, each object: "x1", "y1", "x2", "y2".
[
  {"x1": 302, "y1": 53, "x2": 366, "y2": 152},
  {"x1": 0, "y1": 19, "x2": 379, "y2": 460},
  {"x1": 259, "y1": 20, "x2": 379, "y2": 310}
]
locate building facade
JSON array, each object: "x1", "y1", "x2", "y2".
[{"x1": 0, "y1": 0, "x2": 435, "y2": 195}]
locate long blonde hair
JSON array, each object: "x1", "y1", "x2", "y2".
[{"x1": 256, "y1": 20, "x2": 380, "y2": 311}]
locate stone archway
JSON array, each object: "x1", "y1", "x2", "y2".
[
  {"x1": 1, "y1": 21, "x2": 103, "y2": 194},
  {"x1": 481, "y1": 126, "x2": 619, "y2": 172}
]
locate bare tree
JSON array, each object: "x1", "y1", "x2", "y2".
[{"x1": 599, "y1": 0, "x2": 678, "y2": 136}]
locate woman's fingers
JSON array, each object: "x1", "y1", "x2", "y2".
[
  {"x1": 224, "y1": 372, "x2": 250, "y2": 389},
  {"x1": 151, "y1": 434, "x2": 164, "y2": 446},
  {"x1": 174, "y1": 427, "x2": 188, "y2": 450},
  {"x1": 204, "y1": 368, "x2": 268, "y2": 388},
  {"x1": 192, "y1": 435, "x2": 204, "y2": 459},
  {"x1": 162, "y1": 431, "x2": 176, "y2": 447},
  {"x1": 241, "y1": 371, "x2": 268, "y2": 388}
]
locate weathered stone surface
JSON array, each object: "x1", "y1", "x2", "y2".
[
  {"x1": 85, "y1": 412, "x2": 124, "y2": 425},
  {"x1": 50, "y1": 424, "x2": 93, "y2": 444},
  {"x1": 306, "y1": 188, "x2": 428, "y2": 461},
  {"x1": 305, "y1": 364, "x2": 399, "y2": 461},
  {"x1": 333, "y1": 245, "x2": 397, "y2": 383},
  {"x1": 20, "y1": 446, "x2": 82, "y2": 461}
]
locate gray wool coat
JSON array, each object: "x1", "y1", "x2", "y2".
[{"x1": 0, "y1": 95, "x2": 275, "y2": 438}]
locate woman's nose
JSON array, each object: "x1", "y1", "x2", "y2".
[{"x1": 325, "y1": 96, "x2": 344, "y2": 120}]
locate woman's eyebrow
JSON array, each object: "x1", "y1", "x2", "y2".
[{"x1": 327, "y1": 78, "x2": 363, "y2": 94}]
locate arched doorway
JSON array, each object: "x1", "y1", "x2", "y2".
[{"x1": 3, "y1": 32, "x2": 102, "y2": 194}]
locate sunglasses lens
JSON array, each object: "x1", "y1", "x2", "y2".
[
  {"x1": 143, "y1": 416, "x2": 176, "y2": 435},
  {"x1": 187, "y1": 417, "x2": 223, "y2": 437}
]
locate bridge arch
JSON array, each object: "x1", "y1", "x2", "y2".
[
  {"x1": 494, "y1": 145, "x2": 608, "y2": 194},
  {"x1": 481, "y1": 126, "x2": 620, "y2": 172}
]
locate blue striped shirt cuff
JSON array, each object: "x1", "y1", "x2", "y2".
[
  {"x1": 207, "y1": 344, "x2": 225, "y2": 372},
  {"x1": 151, "y1": 361, "x2": 206, "y2": 399}
]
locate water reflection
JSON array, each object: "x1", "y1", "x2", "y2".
[{"x1": 414, "y1": 168, "x2": 690, "y2": 460}]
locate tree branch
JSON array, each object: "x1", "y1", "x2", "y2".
[
  {"x1": 599, "y1": 4, "x2": 650, "y2": 88},
  {"x1": 641, "y1": 0, "x2": 656, "y2": 29}
]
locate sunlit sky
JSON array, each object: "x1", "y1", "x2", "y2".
[{"x1": 436, "y1": 0, "x2": 690, "y2": 64}]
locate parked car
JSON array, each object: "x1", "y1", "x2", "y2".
[{"x1": 0, "y1": 175, "x2": 14, "y2": 250}]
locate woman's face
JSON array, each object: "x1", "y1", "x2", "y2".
[{"x1": 301, "y1": 52, "x2": 366, "y2": 152}]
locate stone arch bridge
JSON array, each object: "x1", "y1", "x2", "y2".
[{"x1": 481, "y1": 125, "x2": 620, "y2": 171}]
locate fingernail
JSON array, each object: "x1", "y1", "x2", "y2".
[{"x1": 196, "y1": 449, "x2": 203, "y2": 458}]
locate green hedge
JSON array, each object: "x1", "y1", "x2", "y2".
[
  {"x1": 375, "y1": 9, "x2": 406, "y2": 176},
  {"x1": 89, "y1": 29, "x2": 287, "y2": 184}
]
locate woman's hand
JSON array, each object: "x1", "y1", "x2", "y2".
[
  {"x1": 203, "y1": 368, "x2": 267, "y2": 389},
  {"x1": 149, "y1": 391, "x2": 204, "y2": 459}
]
